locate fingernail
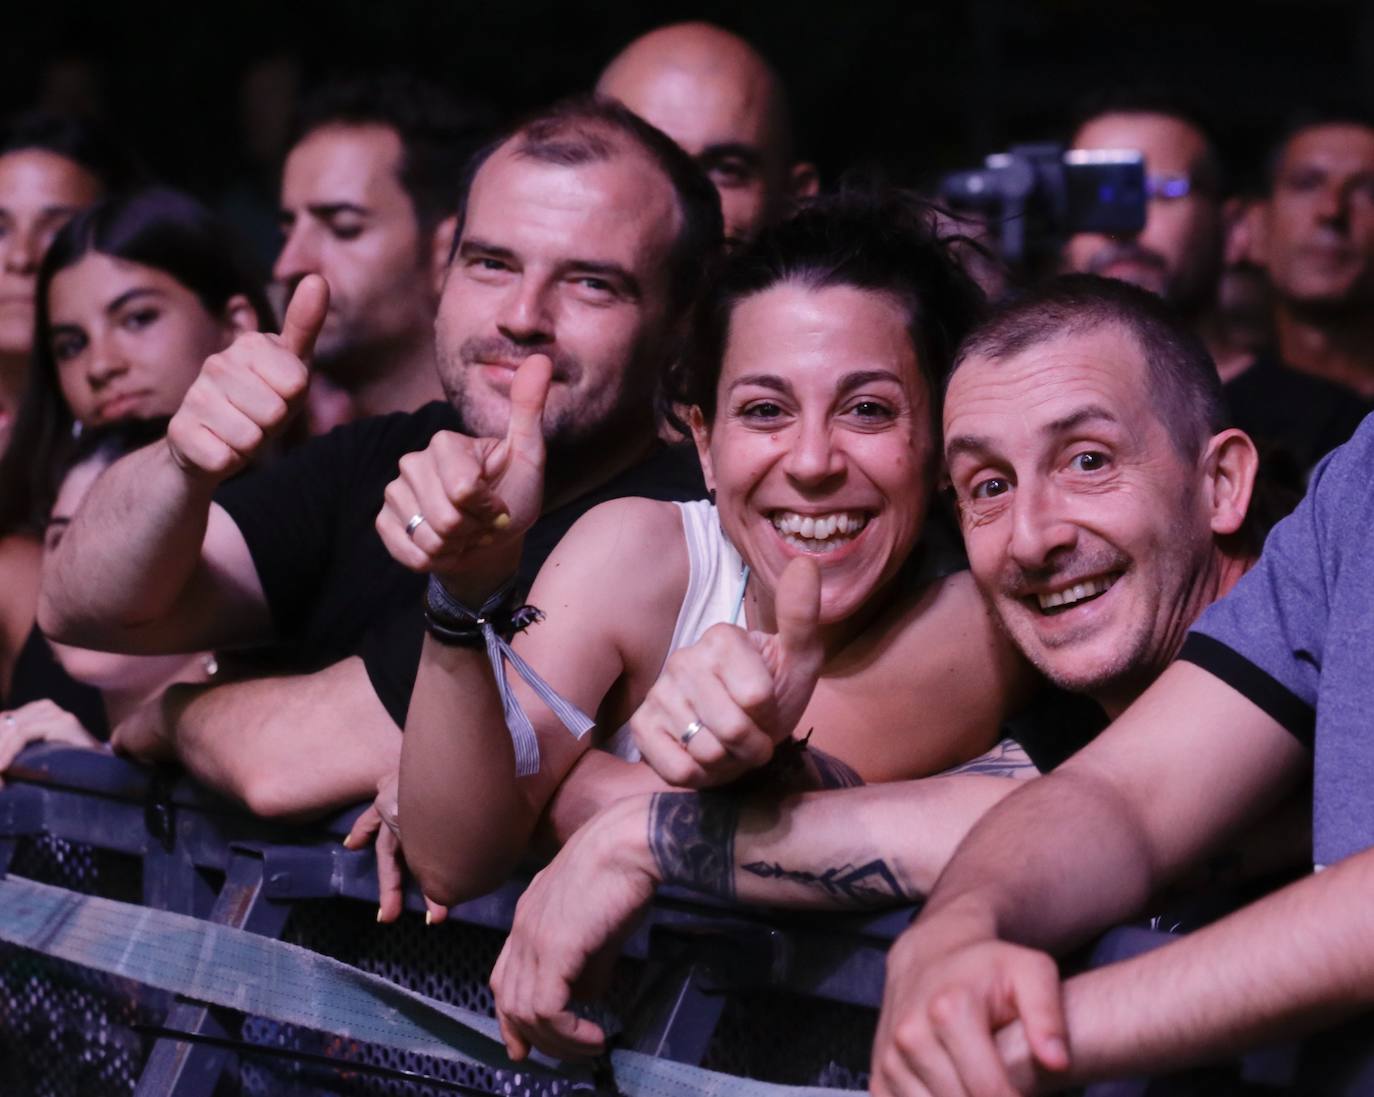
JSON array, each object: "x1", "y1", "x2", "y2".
[
  {"x1": 425, "y1": 911, "x2": 434, "y2": 925},
  {"x1": 493, "y1": 513, "x2": 511, "y2": 529},
  {"x1": 376, "y1": 908, "x2": 384, "y2": 923}
]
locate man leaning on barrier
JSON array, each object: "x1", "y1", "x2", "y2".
[
  {"x1": 487, "y1": 275, "x2": 1296, "y2": 1062},
  {"x1": 36, "y1": 95, "x2": 721, "y2": 920}
]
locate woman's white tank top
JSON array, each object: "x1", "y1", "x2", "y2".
[{"x1": 600, "y1": 499, "x2": 746, "y2": 761}]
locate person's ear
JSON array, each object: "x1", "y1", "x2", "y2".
[
  {"x1": 222, "y1": 294, "x2": 260, "y2": 336},
  {"x1": 789, "y1": 161, "x2": 820, "y2": 200},
  {"x1": 1202, "y1": 428, "x2": 1259, "y2": 536},
  {"x1": 688, "y1": 405, "x2": 716, "y2": 495},
  {"x1": 430, "y1": 214, "x2": 458, "y2": 295}
]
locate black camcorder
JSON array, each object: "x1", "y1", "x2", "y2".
[{"x1": 938, "y1": 144, "x2": 1147, "y2": 268}]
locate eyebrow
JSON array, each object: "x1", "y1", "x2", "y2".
[
  {"x1": 458, "y1": 238, "x2": 642, "y2": 299},
  {"x1": 282, "y1": 202, "x2": 370, "y2": 222},
  {"x1": 730, "y1": 370, "x2": 907, "y2": 395},
  {"x1": 105, "y1": 287, "x2": 165, "y2": 316},
  {"x1": 0, "y1": 205, "x2": 83, "y2": 221},
  {"x1": 697, "y1": 143, "x2": 763, "y2": 166},
  {"x1": 946, "y1": 404, "x2": 1121, "y2": 463},
  {"x1": 1046, "y1": 404, "x2": 1120, "y2": 435}
]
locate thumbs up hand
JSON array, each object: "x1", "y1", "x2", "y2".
[
  {"x1": 631, "y1": 556, "x2": 827, "y2": 788},
  {"x1": 167, "y1": 274, "x2": 328, "y2": 482},
  {"x1": 377, "y1": 354, "x2": 553, "y2": 597}
]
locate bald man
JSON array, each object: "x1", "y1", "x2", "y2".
[{"x1": 597, "y1": 21, "x2": 818, "y2": 246}]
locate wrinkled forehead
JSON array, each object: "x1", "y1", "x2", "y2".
[{"x1": 944, "y1": 324, "x2": 1157, "y2": 451}]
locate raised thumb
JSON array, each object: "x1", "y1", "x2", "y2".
[
  {"x1": 504, "y1": 353, "x2": 553, "y2": 459},
  {"x1": 774, "y1": 556, "x2": 822, "y2": 661},
  {"x1": 279, "y1": 274, "x2": 330, "y2": 362}
]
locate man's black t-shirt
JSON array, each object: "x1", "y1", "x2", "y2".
[
  {"x1": 216, "y1": 402, "x2": 706, "y2": 725},
  {"x1": 1223, "y1": 352, "x2": 1371, "y2": 477}
]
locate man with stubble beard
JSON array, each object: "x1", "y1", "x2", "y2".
[{"x1": 40, "y1": 97, "x2": 720, "y2": 919}]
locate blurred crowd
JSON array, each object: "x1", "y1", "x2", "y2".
[{"x1": 5, "y1": 20, "x2": 1374, "y2": 1095}]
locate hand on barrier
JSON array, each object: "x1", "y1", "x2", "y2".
[
  {"x1": 167, "y1": 274, "x2": 328, "y2": 483},
  {"x1": 490, "y1": 798, "x2": 657, "y2": 1061},
  {"x1": 344, "y1": 769, "x2": 448, "y2": 926},
  {"x1": 630, "y1": 555, "x2": 825, "y2": 788},
  {"x1": 870, "y1": 919, "x2": 1070, "y2": 1097},
  {"x1": 376, "y1": 354, "x2": 552, "y2": 593},
  {"x1": 0, "y1": 699, "x2": 101, "y2": 784}
]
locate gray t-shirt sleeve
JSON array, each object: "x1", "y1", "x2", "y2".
[{"x1": 1178, "y1": 413, "x2": 1374, "y2": 747}]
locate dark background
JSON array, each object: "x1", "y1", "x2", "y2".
[{"x1": 6, "y1": 0, "x2": 1372, "y2": 213}]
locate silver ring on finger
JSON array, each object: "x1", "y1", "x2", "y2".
[
  {"x1": 405, "y1": 513, "x2": 428, "y2": 539},
  {"x1": 680, "y1": 719, "x2": 707, "y2": 747}
]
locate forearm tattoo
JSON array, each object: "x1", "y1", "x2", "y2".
[
  {"x1": 647, "y1": 790, "x2": 914, "y2": 908},
  {"x1": 648, "y1": 792, "x2": 740, "y2": 900},
  {"x1": 807, "y1": 746, "x2": 864, "y2": 789},
  {"x1": 740, "y1": 857, "x2": 912, "y2": 906},
  {"x1": 942, "y1": 737, "x2": 1039, "y2": 779}
]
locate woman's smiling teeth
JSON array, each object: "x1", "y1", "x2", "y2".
[
  {"x1": 1037, "y1": 574, "x2": 1119, "y2": 614},
  {"x1": 770, "y1": 510, "x2": 870, "y2": 553}
]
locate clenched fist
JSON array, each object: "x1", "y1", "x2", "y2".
[
  {"x1": 167, "y1": 275, "x2": 329, "y2": 482},
  {"x1": 630, "y1": 555, "x2": 826, "y2": 787},
  {"x1": 376, "y1": 354, "x2": 552, "y2": 592}
]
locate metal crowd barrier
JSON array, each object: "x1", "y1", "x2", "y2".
[
  {"x1": 2, "y1": 744, "x2": 1370, "y2": 1097},
  {"x1": 0, "y1": 744, "x2": 901, "y2": 1097}
]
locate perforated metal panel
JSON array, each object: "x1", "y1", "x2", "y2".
[
  {"x1": 0, "y1": 836, "x2": 874, "y2": 1096},
  {"x1": 0, "y1": 835, "x2": 154, "y2": 1097}
]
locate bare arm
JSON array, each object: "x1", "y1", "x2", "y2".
[
  {"x1": 112, "y1": 655, "x2": 399, "y2": 821},
  {"x1": 917, "y1": 662, "x2": 1308, "y2": 952},
  {"x1": 398, "y1": 498, "x2": 678, "y2": 904},
  {"x1": 489, "y1": 745, "x2": 1036, "y2": 1060},
  {"x1": 40, "y1": 446, "x2": 268, "y2": 653},
  {"x1": 869, "y1": 663, "x2": 1311, "y2": 1097},
  {"x1": 38, "y1": 277, "x2": 327, "y2": 654},
  {"x1": 997, "y1": 847, "x2": 1374, "y2": 1089}
]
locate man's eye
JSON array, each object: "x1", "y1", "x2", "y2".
[
  {"x1": 328, "y1": 221, "x2": 363, "y2": 241},
  {"x1": 473, "y1": 257, "x2": 508, "y2": 273},
  {"x1": 575, "y1": 276, "x2": 614, "y2": 294},
  {"x1": 709, "y1": 161, "x2": 753, "y2": 188},
  {"x1": 741, "y1": 400, "x2": 783, "y2": 420},
  {"x1": 970, "y1": 476, "x2": 1010, "y2": 500},
  {"x1": 1070, "y1": 451, "x2": 1108, "y2": 472},
  {"x1": 1282, "y1": 170, "x2": 1324, "y2": 193}
]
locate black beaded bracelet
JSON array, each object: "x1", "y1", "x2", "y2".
[{"x1": 422, "y1": 575, "x2": 544, "y2": 647}]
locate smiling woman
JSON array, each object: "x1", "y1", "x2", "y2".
[{"x1": 396, "y1": 188, "x2": 1038, "y2": 905}]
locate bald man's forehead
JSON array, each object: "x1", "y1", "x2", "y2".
[
  {"x1": 598, "y1": 24, "x2": 791, "y2": 164},
  {"x1": 604, "y1": 66, "x2": 775, "y2": 157}
]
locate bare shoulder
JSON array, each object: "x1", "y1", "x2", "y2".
[{"x1": 526, "y1": 498, "x2": 690, "y2": 649}]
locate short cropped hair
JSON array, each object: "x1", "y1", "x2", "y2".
[
  {"x1": 292, "y1": 73, "x2": 495, "y2": 233},
  {"x1": 950, "y1": 274, "x2": 1226, "y2": 460},
  {"x1": 452, "y1": 95, "x2": 724, "y2": 318},
  {"x1": 1262, "y1": 106, "x2": 1374, "y2": 194},
  {"x1": 0, "y1": 110, "x2": 142, "y2": 191},
  {"x1": 664, "y1": 187, "x2": 986, "y2": 439}
]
